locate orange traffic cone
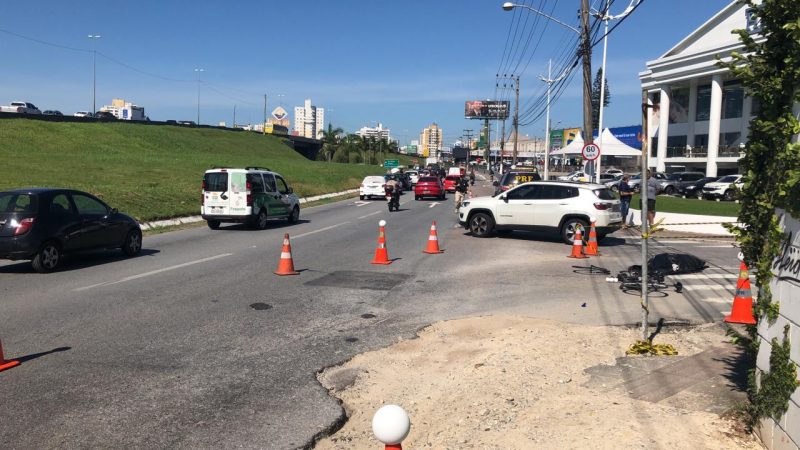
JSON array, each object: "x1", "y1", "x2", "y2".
[
  {"x1": 584, "y1": 218, "x2": 601, "y2": 256},
  {"x1": 0, "y1": 338, "x2": 20, "y2": 372},
  {"x1": 274, "y1": 233, "x2": 300, "y2": 276},
  {"x1": 724, "y1": 260, "x2": 757, "y2": 324},
  {"x1": 423, "y1": 221, "x2": 444, "y2": 254},
  {"x1": 567, "y1": 227, "x2": 588, "y2": 259},
  {"x1": 372, "y1": 220, "x2": 392, "y2": 265},
  {"x1": 384, "y1": 445, "x2": 402, "y2": 450}
]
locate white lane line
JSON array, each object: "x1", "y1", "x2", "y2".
[
  {"x1": 354, "y1": 201, "x2": 370, "y2": 207},
  {"x1": 669, "y1": 273, "x2": 748, "y2": 280},
  {"x1": 75, "y1": 253, "x2": 233, "y2": 292},
  {"x1": 429, "y1": 202, "x2": 440, "y2": 209},
  {"x1": 358, "y1": 211, "x2": 381, "y2": 219},
  {"x1": 696, "y1": 245, "x2": 737, "y2": 248},
  {"x1": 292, "y1": 222, "x2": 350, "y2": 239},
  {"x1": 682, "y1": 285, "x2": 735, "y2": 291}
]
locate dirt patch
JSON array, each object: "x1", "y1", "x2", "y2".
[{"x1": 316, "y1": 315, "x2": 760, "y2": 449}]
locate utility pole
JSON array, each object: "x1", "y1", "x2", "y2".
[
  {"x1": 500, "y1": 119, "x2": 506, "y2": 169},
  {"x1": 88, "y1": 34, "x2": 102, "y2": 115},
  {"x1": 512, "y1": 75, "x2": 520, "y2": 166},
  {"x1": 263, "y1": 94, "x2": 268, "y2": 135},
  {"x1": 463, "y1": 129, "x2": 473, "y2": 150},
  {"x1": 484, "y1": 119, "x2": 491, "y2": 174},
  {"x1": 233, "y1": 104, "x2": 236, "y2": 128},
  {"x1": 580, "y1": 0, "x2": 594, "y2": 175},
  {"x1": 539, "y1": 59, "x2": 568, "y2": 181}
]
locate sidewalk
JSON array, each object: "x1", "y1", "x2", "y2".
[
  {"x1": 316, "y1": 316, "x2": 760, "y2": 449},
  {"x1": 628, "y1": 209, "x2": 738, "y2": 236}
]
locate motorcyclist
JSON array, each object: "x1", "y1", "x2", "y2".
[
  {"x1": 454, "y1": 176, "x2": 471, "y2": 213},
  {"x1": 385, "y1": 174, "x2": 401, "y2": 209}
]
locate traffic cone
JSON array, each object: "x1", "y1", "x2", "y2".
[
  {"x1": 0, "y1": 338, "x2": 20, "y2": 372},
  {"x1": 274, "y1": 233, "x2": 300, "y2": 276},
  {"x1": 724, "y1": 260, "x2": 757, "y2": 324},
  {"x1": 585, "y1": 218, "x2": 601, "y2": 256},
  {"x1": 384, "y1": 445, "x2": 402, "y2": 450},
  {"x1": 372, "y1": 220, "x2": 392, "y2": 265},
  {"x1": 567, "y1": 227, "x2": 588, "y2": 259},
  {"x1": 422, "y1": 221, "x2": 444, "y2": 254}
]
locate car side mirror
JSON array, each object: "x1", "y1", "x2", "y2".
[
  {"x1": 502, "y1": 195, "x2": 508, "y2": 203},
  {"x1": 110, "y1": 208, "x2": 118, "y2": 215}
]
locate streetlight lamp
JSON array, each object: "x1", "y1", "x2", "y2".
[
  {"x1": 87, "y1": 34, "x2": 102, "y2": 115},
  {"x1": 502, "y1": 2, "x2": 580, "y2": 33},
  {"x1": 194, "y1": 68, "x2": 204, "y2": 124}
]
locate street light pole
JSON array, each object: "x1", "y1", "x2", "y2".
[
  {"x1": 539, "y1": 59, "x2": 568, "y2": 181},
  {"x1": 194, "y1": 68, "x2": 204, "y2": 124},
  {"x1": 87, "y1": 34, "x2": 102, "y2": 115}
]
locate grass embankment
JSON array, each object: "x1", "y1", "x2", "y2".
[
  {"x1": 630, "y1": 194, "x2": 740, "y2": 217},
  {"x1": 0, "y1": 119, "x2": 402, "y2": 221}
]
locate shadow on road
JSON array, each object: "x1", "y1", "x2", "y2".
[
  {"x1": 216, "y1": 219, "x2": 311, "y2": 232},
  {"x1": 14, "y1": 346, "x2": 71, "y2": 364},
  {"x1": 0, "y1": 249, "x2": 160, "y2": 274}
]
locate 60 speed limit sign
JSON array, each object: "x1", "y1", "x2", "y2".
[{"x1": 582, "y1": 143, "x2": 601, "y2": 160}]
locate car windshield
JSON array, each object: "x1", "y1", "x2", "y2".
[
  {"x1": 593, "y1": 189, "x2": 616, "y2": 200},
  {"x1": 0, "y1": 192, "x2": 38, "y2": 214},
  {"x1": 667, "y1": 173, "x2": 682, "y2": 180},
  {"x1": 203, "y1": 172, "x2": 228, "y2": 192},
  {"x1": 717, "y1": 175, "x2": 739, "y2": 183}
]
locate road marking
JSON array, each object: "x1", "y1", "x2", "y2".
[
  {"x1": 669, "y1": 273, "x2": 750, "y2": 280},
  {"x1": 75, "y1": 253, "x2": 233, "y2": 291},
  {"x1": 682, "y1": 285, "x2": 733, "y2": 291},
  {"x1": 293, "y1": 222, "x2": 350, "y2": 239},
  {"x1": 358, "y1": 211, "x2": 381, "y2": 219},
  {"x1": 429, "y1": 202, "x2": 440, "y2": 208},
  {"x1": 696, "y1": 245, "x2": 737, "y2": 248},
  {"x1": 354, "y1": 201, "x2": 370, "y2": 206}
]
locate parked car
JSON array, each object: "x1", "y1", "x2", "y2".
[
  {"x1": 656, "y1": 171, "x2": 706, "y2": 195},
  {"x1": 494, "y1": 170, "x2": 542, "y2": 195},
  {"x1": 406, "y1": 170, "x2": 420, "y2": 186},
  {"x1": 201, "y1": 167, "x2": 300, "y2": 229},
  {"x1": 42, "y1": 110, "x2": 63, "y2": 116},
  {"x1": 443, "y1": 175, "x2": 461, "y2": 193},
  {"x1": 557, "y1": 171, "x2": 588, "y2": 182},
  {"x1": 701, "y1": 174, "x2": 743, "y2": 201},
  {"x1": 0, "y1": 101, "x2": 41, "y2": 114},
  {"x1": 680, "y1": 176, "x2": 719, "y2": 199},
  {"x1": 603, "y1": 168, "x2": 624, "y2": 176},
  {"x1": 94, "y1": 111, "x2": 117, "y2": 120},
  {"x1": 628, "y1": 172, "x2": 667, "y2": 192},
  {"x1": 360, "y1": 176, "x2": 386, "y2": 200},
  {"x1": 0, "y1": 188, "x2": 142, "y2": 273},
  {"x1": 414, "y1": 176, "x2": 445, "y2": 200},
  {"x1": 458, "y1": 181, "x2": 622, "y2": 244},
  {"x1": 178, "y1": 120, "x2": 197, "y2": 126},
  {"x1": 74, "y1": 111, "x2": 93, "y2": 118}
]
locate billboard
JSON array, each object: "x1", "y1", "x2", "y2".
[
  {"x1": 465, "y1": 100, "x2": 510, "y2": 120},
  {"x1": 550, "y1": 129, "x2": 564, "y2": 151},
  {"x1": 563, "y1": 128, "x2": 582, "y2": 145}
]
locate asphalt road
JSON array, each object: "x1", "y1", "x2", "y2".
[{"x1": 0, "y1": 179, "x2": 741, "y2": 449}]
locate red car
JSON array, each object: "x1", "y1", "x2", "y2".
[
  {"x1": 443, "y1": 175, "x2": 461, "y2": 193},
  {"x1": 414, "y1": 176, "x2": 445, "y2": 200}
]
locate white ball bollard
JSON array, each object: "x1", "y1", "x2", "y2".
[
  {"x1": 372, "y1": 404, "x2": 410, "y2": 449},
  {"x1": 590, "y1": 216, "x2": 597, "y2": 224},
  {"x1": 379, "y1": 219, "x2": 387, "y2": 227}
]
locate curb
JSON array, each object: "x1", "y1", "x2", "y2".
[{"x1": 139, "y1": 188, "x2": 359, "y2": 231}]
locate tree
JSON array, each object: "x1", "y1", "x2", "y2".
[
  {"x1": 591, "y1": 68, "x2": 611, "y2": 128},
  {"x1": 717, "y1": 0, "x2": 800, "y2": 427},
  {"x1": 319, "y1": 123, "x2": 343, "y2": 162}
]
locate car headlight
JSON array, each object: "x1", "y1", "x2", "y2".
[
  {"x1": 686, "y1": 185, "x2": 695, "y2": 189},
  {"x1": 461, "y1": 201, "x2": 470, "y2": 208}
]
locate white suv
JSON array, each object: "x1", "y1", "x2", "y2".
[
  {"x1": 458, "y1": 181, "x2": 622, "y2": 244},
  {"x1": 701, "y1": 174, "x2": 743, "y2": 201}
]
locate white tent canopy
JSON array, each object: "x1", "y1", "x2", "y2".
[{"x1": 550, "y1": 129, "x2": 641, "y2": 157}]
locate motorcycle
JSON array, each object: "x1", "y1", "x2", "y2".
[{"x1": 385, "y1": 185, "x2": 400, "y2": 212}]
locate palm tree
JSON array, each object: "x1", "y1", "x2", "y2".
[{"x1": 320, "y1": 123, "x2": 344, "y2": 162}]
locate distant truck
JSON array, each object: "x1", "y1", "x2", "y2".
[{"x1": 0, "y1": 101, "x2": 42, "y2": 114}]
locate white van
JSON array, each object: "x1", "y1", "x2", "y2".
[{"x1": 201, "y1": 167, "x2": 300, "y2": 229}]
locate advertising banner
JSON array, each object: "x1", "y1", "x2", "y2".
[
  {"x1": 564, "y1": 128, "x2": 581, "y2": 145},
  {"x1": 550, "y1": 129, "x2": 564, "y2": 150},
  {"x1": 465, "y1": 100, "x2": 510, "y2": 120}
]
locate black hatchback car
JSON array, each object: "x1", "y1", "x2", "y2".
[
  {"x1": 493, "y1": 170, "x2": 542, "y2": 195},
  {"x1": 0, "y1": 189, "x2": 142, "y2": 273}
]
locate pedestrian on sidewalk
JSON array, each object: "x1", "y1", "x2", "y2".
[
  {"x1": 642, "y1": 169, "x2": 658, "y2": 226},
  {"x1": 618, "y1": 175, "x2": 633, "y2": 227}
]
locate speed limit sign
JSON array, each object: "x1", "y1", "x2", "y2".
[{"x1": 582, "y1": 143, "x2": 601, "y2": 160}]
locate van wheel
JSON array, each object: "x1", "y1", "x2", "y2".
[
  {"x1": 561, "y1": 218, "x2": 588, "y2": 245},
  {"x1": 207, "y1": 220, "x2": 220, "y2": 230},
  {"x1": 723, "y1": 189, "x2": 735, "y2": 201},
  {"x1": 32, "y1": 241, "x2": 61, "y2": 273},
  {"x1": 255, "y1": 209, "x2": 269, "y2": 230},
  {"x1": 469, "y1": 213, "x2": 494, "y2": 238},
  {"x1": 664, "y1": 186, "x2": 675, "y2": 195},
  {"x1": 287, "y1": 206, "x2": 300, "y2": 223},
  {"x1": 360, "y1": 195, "x2": 365, "y2": 200},
  {"x1": 121, "y1": 229, "x2": 142, "y2": 256}
]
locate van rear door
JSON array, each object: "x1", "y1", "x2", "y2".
[{"x1": 203, "y1": 171, "x2": 232, "y2": 216}]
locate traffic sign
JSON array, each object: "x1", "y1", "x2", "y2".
[
  {"x1": 383, "y1": 159, "x2": 399, "y2": 168},
  {"x1": 582, "y1": 143, "x2": 601, "y2": 161}
]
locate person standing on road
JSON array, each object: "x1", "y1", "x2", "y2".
[
  {"x1": 618, "y1": 175, "x2": 633, "y2": 227},
  {"x1": 454, "y1": 176, "x2": 471, "y2": 213},
  {"x1": 469, "y1": 169, "x2": 475, "y2": 186},
  {"x1": 643, "y1": 170, "x2": 658, "y2": 226}
]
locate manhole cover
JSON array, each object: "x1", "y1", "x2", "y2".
[
  {"x1": 305, "y1": 271, "x2": 410, "y2": 291},
  {"x1": 361, "y1": 313, "x2": 376, "y2": 319},
  {"x1": 345, "y1": 337, "x2": 359, "y2": 343},
  {"x1": 249, "y1": 303, "x2": 273, "y2": 311}
]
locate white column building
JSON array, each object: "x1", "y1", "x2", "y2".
[
  {"x1": 293, "y1": 98, "x2": 324, "y2": 139},
  {"x1": 639, "y1": 1, "x2": 763, "y2": 176}
]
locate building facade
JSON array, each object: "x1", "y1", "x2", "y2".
[
  {"x1": 420, "y1": 123, "x2": 442, "y2": 158},
  {"x1": 355, "y1": 122, "x2": 391, "y2": 141},
  {"x1": 293, "y1": 98, "x2": 324, "y2": 139},
  {"x1": 639, "y1": 1, "x2": 761, "y2": 176},
  {"x1": 100, "y1": 98, "x2": 145, "y2": 121}
]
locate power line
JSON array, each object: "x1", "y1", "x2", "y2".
[{"x1": 0, "y1": 27, "x2": 90, "y2": 53}]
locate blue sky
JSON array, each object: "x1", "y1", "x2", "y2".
[{"x1": 0, "y1": 0, "x2": 732, "y2": 145}]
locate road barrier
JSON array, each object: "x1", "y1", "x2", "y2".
[
  {"x1": 724, "y1": 255, "x2": 757, "y2": 325},
  {"x1": 585, "y1": 218, "x2": 601, "y2": 256},
  {"x1": 0, "y1": 338, "x2": 20, "y2": 372},
  {"x1": 372, "y1": 404, "x2": 410, "y2": 449},
  {"x1": 422, "y1": 221, "x2": 444, "y2": 254},
  {"x1": 371, "y1": 220, "x2": 392, "y2": 265},
  {"x1": 567, "y1": 227, "x2": 588, "y2": 259},
  {"x1": 274, "y1": 233, "x2": 300, "y2": 276}
]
